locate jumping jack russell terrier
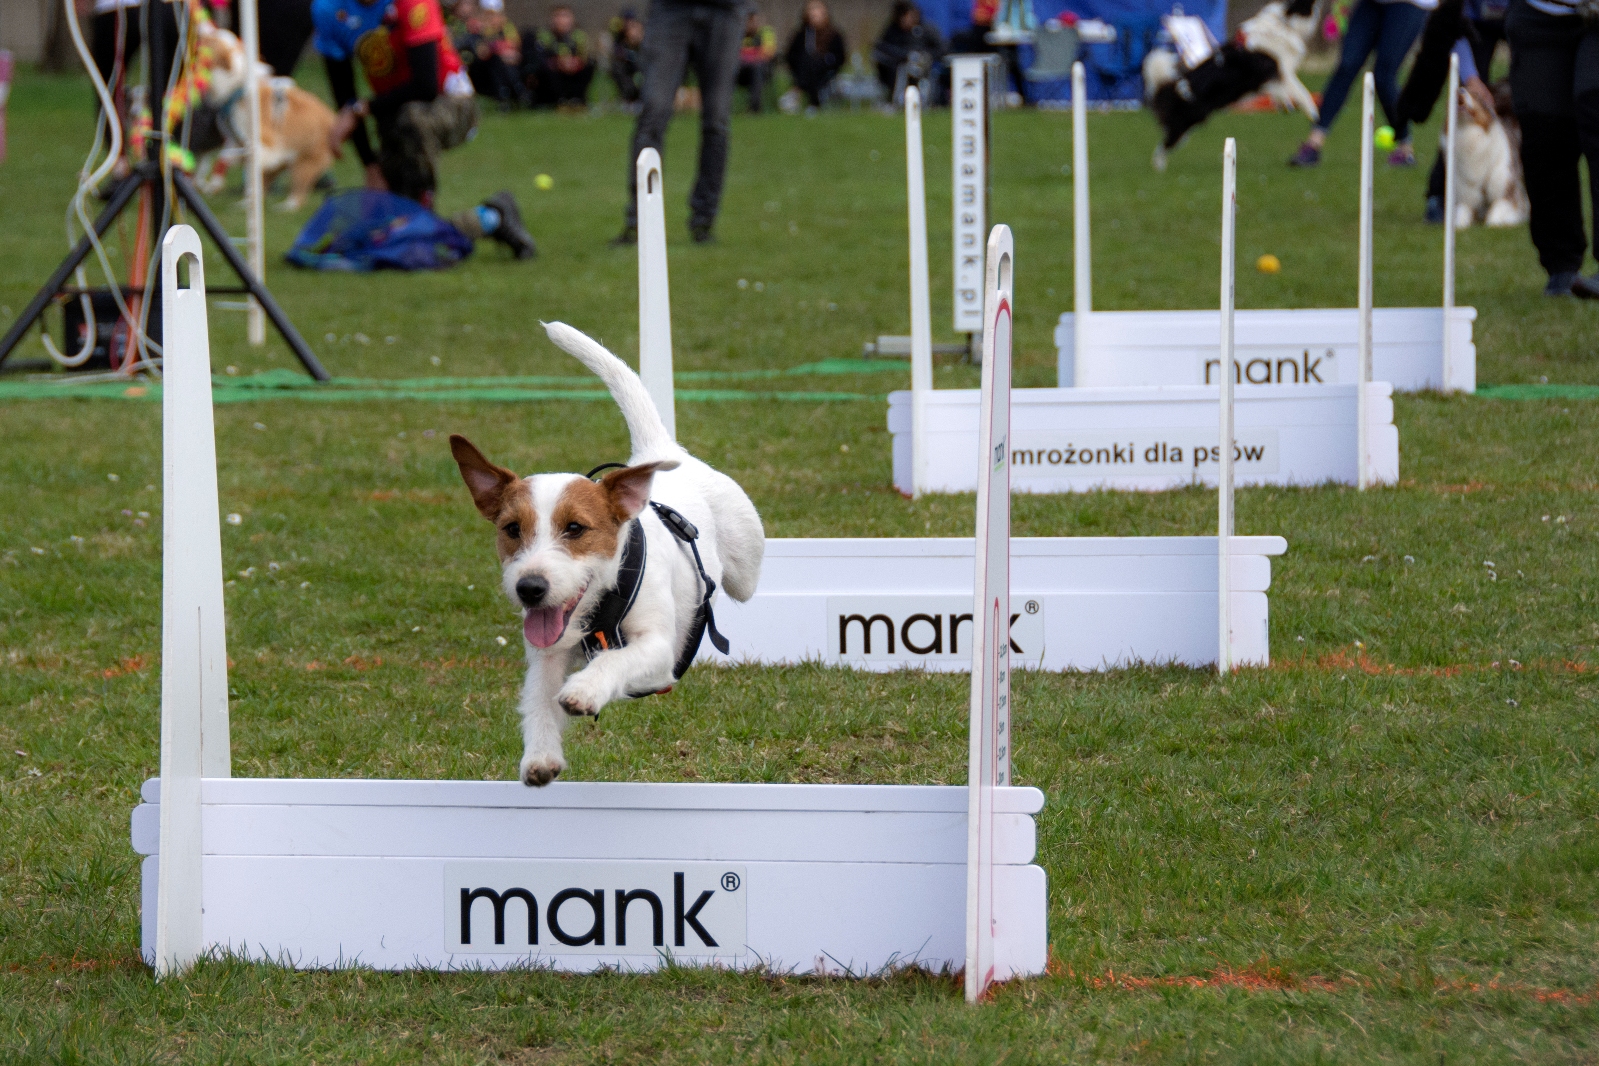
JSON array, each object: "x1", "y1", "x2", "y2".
[{"x1": 451, "y1": 323, "x2": 765, "y2": 786}]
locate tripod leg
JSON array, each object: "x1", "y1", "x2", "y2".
[
  {"x1": 173, "y1": 171, "x2": 330, "y2": 381},
  {"x1": 0, "y1": 171, "x2": 145, "y2": 369}
]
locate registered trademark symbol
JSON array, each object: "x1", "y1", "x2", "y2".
[
  {"x1": 721, "y1": 872, "x2": 741, "y2": 892},
  {"x1": 1024, "y1": 600, "x2": 1040, "y2": 614}
]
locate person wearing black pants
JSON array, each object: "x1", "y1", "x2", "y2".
[
  {"x1": 1506, "y1": 0, "x2": 1599, "y2": 296},
  {"x1": 615, "y1": 0, "x2": 745, "y2": 244}
]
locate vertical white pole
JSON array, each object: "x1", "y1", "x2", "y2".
[
  {"x1": 240, "y1": 0, "x2": 266, "y2": 346},
  {"x1": 1442, "y1": 53, "x2": 1459, "y2": 393},
  {"x1": 1072, "y1": 62, "x2": 1091, "y2": 370},
  {"x1": 1217, "y1": 140, "x2": 1236, "y2": 676},
  {"x1": 1357, "y1": 72, "x2": 1374, "y2": 491},
  {"x1": 636, "y1": 148, "x2": 676, "y2": 440},
  {"x1": 965, "y1": 224, "x2": 1013, "y2": 1005},
  {"x1": 951, "y1": 55, "x2": 989, "y2": 340},
  {"x1": 907, "y1": 87, "x2": 933, "y2": 499},
  {"x1": 155, "y1": 226, "x2": 232, "y2": 977}
]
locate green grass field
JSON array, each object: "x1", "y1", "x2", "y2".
[{"x1": 2, "y1": 67, "x2": 1597, "y2": 1064}]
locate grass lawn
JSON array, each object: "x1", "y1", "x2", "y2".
[{"x1": 2, "y1": 66, "x2": 1598, "y2": 1063}]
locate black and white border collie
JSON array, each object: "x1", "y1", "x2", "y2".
[{"x1": 1143, "y1": 0, "x2": 1320, "y2": 170}]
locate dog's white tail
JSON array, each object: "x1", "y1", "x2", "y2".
[{"x1": 543, "y1": 322, "x2": 681, "y2": 464}]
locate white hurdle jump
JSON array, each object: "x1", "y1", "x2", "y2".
[
  {"x1": 134, "y1": 225, "x2": 1047, "y2": 984},
  {"x1": 1062, "y1": 68, "x2": 1474, "y2": 395}
]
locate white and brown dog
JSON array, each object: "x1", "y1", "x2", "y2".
[
  {"x1": 451, "y1": 323, "x2": 765, "y2": 786},
  {"x1": 198, "y1": 24, "x2": 337, "y2": 209},
  {"x1": 1145, "y1": 0, "x2": 1320, "y2": 170},
  {"x1": 1451, "y1": 82, "x2": 1528, "y2": 229}
]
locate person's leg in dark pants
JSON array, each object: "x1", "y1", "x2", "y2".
[
  {"x1": 1371, "y1": 1, "x2": 1429, "y2": 148},
  {"x1": 623, "y1": 2, "x2": 696, "y2": 236},
  {"x1": 1291, "y1": 0, "x2": 1379, "y2": 163},
  {"x1": 1507, "y1": 0, "x2": 1587, "y2": 288},
  {"x1": 1572, "y1": 26, "x2": 1599, "y2": 274},
  {"x1": 686, "y1": 4, "x2": 742, "y2": 237}
]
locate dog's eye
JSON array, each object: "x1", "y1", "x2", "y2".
[
  {"x1": 502, "y1": 522, "x2": 521, "y2": 540},
  {"x1": 564, "y1": 521, "x2": 586, "y2": 538}
]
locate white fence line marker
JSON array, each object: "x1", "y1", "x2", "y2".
[
  {"x1": 952, "y1": 56, "x2": 989, "y2": 338},
  {"x1": 1217, "y1": 140, "x2": 1236, "y2": 676},
  {"x1": 636, "y1": 148, "x2": 675, "y2": 440},
  {"x1": 1442, "y1": 53, "x2": 1459, "y2": 394},
  {"x1": 240, "y1": 0, "x2": 265, "y2": 345},
  {"x1": 907, "y1": 87, "x2": 933, "y2": 500},
  {"x1": 1072, "y1": 61, "x2": 1091, "y2": 377},
  {"x1": 966, "y1": 224, "x2": 1014, "y2": 1004},
  {"x1": 1357, "y1": 72, "x2": 1375, "y2": 491},
  {"x1": 156, "y1": 226, "x2": 231, "y2": 977}
]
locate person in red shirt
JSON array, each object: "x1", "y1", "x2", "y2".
[{"x1": 315, "y1": 0, "x2": 537, "y2": 257}]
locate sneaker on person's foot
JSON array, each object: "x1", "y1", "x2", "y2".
[
  {"x1": 1288, "y1": 142, "x2": 1321, "y2": 167},
  {"x1": 1387, "y1": 143, "x2": 1417, "y2": 167},
  {"x1": 483, "y1": 191, "x2": 537, "y2": 259},
  {"x1": 1424, "y1": 195, "x2": 1444, "y2": 224},
  {"x1": 609, "y1": 226, "x2": 637, "y2": 246},
  {"x1": 689, "y1": 222, "x2": 714, "y2": 244},
  {"x1": 1545, "y1": 271, "x2": 1579, "y2": 297},
  {"x1": 1573, "y1": 274, "x2": 1599, "y2": 300}
]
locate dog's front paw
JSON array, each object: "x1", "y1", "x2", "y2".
[
  {"x1": 557, "y1": 674, "x2": 607, "y2": 718},
  {"x1": 520, "y1": 751, "x2": 566, "y2": 787}
]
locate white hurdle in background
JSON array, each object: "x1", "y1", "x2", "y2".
[
  {"x1": 1358, "y1": 73, "x2": 1375, "y2": 490},
  {"x1": 239, "y1": 0, "x2": 266, "y2": 345},
  {"x1": 137, "y1": 225, "x2": 1047, "y2": 982},
  {"x1": 951, "y1": 56, "x2": 990, "y2": 341},
  {"x1": 965, "y1": 225, "x2": 1013, "y2": 1003},
  {"x1": 636, "y1": 148, "x2": 676, "y2": 440},
  {"x1": 906, "y1": 88, "x2": 934, "y2": 499},
  {"x1": 1217, "y1": 139, "x2": 1237, "y2": 675},
  {"x1": 1443, "y1": 53, "x2": 1459, "y2": 391},
  {"x1": 1072, "y1": 61, "x2": 1091, "y2": 368}
]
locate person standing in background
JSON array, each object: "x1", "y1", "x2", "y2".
[
  {"x1": 614, "y1": 0, "x2": 745, "y2": 244},
  {"x1": 1288, "y1": 0, "x2": 1436, "y2": 166},
  {"x1": 784, "y1": 0, "x2": 846, "y2": 111},
  {"x1": 1503, "y1": 0, "x2": 1599, "y2": 296},
  {"x1": 608, "y1": 9, "x2": 646, "y2": 109},
  {"x1": 736, "y1": 10, "x2": 778, "y2": 112}
]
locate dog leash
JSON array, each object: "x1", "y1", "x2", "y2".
[{"x1": 578, "y1": 464, "x2": 731, "y2": 693}]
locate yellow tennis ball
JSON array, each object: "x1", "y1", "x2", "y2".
[
  {"x1": 1256, "y1": 253, "x2": 1281, "y2": 274},
  {"x1": 1374, "y1": 125, "x2": 1396, "y2": 151},
  {"x1": 534, "y1": 173, "x2": 554, "y2": 191}
]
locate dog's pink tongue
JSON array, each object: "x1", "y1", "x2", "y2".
[{"x1": 523, "y1": 606, "x2": 567, "y2": 648}]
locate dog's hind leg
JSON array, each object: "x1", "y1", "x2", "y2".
[{"x1": 518, "y1": 653, "x2": 571, "y2": 786}]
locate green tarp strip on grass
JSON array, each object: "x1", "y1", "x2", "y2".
[{"x1": 1474, "y1": 383, "x2": 1599, "y2": 401}]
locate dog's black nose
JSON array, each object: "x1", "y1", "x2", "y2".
[{"x1": 515, "y1": 575, "x2": 550, "y2": 608}]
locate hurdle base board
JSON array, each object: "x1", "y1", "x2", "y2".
[
  {"x1": 889, "y1": 384, "x2": 1399, "y2": 493},
  {"x1": 701, "y1": 536, "x2": 1287, "y2": 671},
  {"x1": 133, "y1": 779, "x2": 1048, "y2": 976},
  {"x1": 1055, "y1": 307, "x2": 1476, "y2": 393}
]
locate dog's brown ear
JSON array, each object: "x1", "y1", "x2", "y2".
[
  {"x1": 450, "y1": 434, "x2": 519, "y2": 519},
  {"x1": 601, "y1": 460, "x2": 680, "y2": 521}
]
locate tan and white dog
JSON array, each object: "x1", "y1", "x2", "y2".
[
  {"x1": 1450, "y1": 83, "x2": 1528, "y2": 229},
  {"x1": 199, "y1": 24, "x2": 337, "y2": 210},
  {"x1": 452, "y1": 323, "x2": 765, "y2": 787}
]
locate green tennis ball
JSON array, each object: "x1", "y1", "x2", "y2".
[
  {"x1": 534, "y1": 173, "x2": 555, "y2": 191},
  {"x1": 1374, "y1": 126, "x2": 1396, "y2": 151}
]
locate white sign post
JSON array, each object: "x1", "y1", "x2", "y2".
[
  {"x1": 952, "y1": 56, "x2": 990, "y2": 340},
  {"x1": 636, "y1": 148, "x2": 676, "y2": 440},
  {"x1": 1357, "y1": 73, "x2": 1375, "y2": 491},
  {"x1": 155, "y1": 226, "x2": 232, "y2": 978},
  {"x1": 1217, "y1": 140, "x2": 1237, "y2": 675},
  {"x1": 965, "y1": 225, "x2": 1013, "y2": 1004},
  {"x1": 906, "y1": 87, "x2": 934, "y2": 499},
  {"x1": 1442, "y1": 53, "x2": 1459, "y2": 394},
  {"x1": 1072, "y1": 61, "x2": 1091, "y2": 376}
]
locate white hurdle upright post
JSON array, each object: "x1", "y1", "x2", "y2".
[
  {"x1": 240, "y1": 0, "x2": 266, "y2": 345},
  {"x1": 906, "y1": 87, "x2": 934, "y2": 499},
  {"x1": 154, "y1": 226, "x2": 232, "y2": 977},
  {"x1": 1442, "y1": 53, "x2": 1459, "y2": 393},
  {"x1": 965, "y1": 224, "x2": 1014, "y2": 1004},
  {"x1": 1217, "y1": 140, "x2": 1237, "y2": 676},
  {"x1": 951, "y1": 55, "x2": 990, "y2": 344},
  {"x1": 636, "y1": 148, "x2": 676, "y2": 440},
  {"x1": 1072, "y1": 61, "x2": 1091, "y2": 375},
  {"x1": 1357, "y1": 72, "x2": 1375, "y2": 491}
]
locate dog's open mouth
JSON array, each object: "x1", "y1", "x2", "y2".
[{"x1": 523, "y1": 590, "x2": 585, "y2": 648}]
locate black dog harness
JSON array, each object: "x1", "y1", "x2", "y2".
[{"x1": 577, "y1": 465, "x2": 730, "y2": 694}]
